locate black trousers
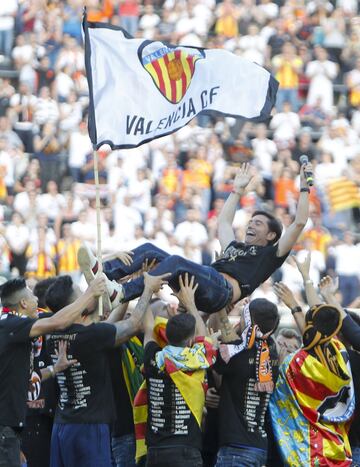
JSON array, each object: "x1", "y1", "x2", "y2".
[
  {"x1": 21, "y1": 414, "x2": 53, "y2": 467},
  {"x1": 0, "y1": 426, "x2": 21, "y2": 467},
  {"x1": 146, "y1": 446, "x2": 203, "y2": 467}
]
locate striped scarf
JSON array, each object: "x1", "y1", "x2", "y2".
[
  {"x1": 121, "y1": 336, "x2": 144, "y2": 404},
  {"x1": 219, "y1": 303, "x2": 274, "y2": 393},
  {"x1": 270, "y1": 338, "x2": 354, "y2": 466}
]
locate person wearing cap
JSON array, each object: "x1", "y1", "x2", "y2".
[{"x1": 272, "y1": 253, "x2": 354, "y2": 466}]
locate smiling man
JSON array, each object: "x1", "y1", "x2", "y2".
[{"x1": 78, "y1": 162, "x2": 311, "y2": 315}]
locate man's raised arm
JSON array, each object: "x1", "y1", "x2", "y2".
[
  {"x1": 218, "y1": 163, "x2": 253, "y2": 251},
  {"x1": 277, "y1": 162, "x2": 312, "y2": 257},
  {"x1": 30, "y1": 275, "x2": 107, "y2": 337},
  {"x1": 113, "y1": 272, "x2": 170, "y2": 346}
]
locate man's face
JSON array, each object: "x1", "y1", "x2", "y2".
[
  {"x1": 244, "y1": 215, "x2": 275, "y2": 246},
  {"x1": 21, "y1": 287, "x2": 39, "y2": 318}
]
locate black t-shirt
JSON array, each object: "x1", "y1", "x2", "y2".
[
  {"x1": 108, "y1": 346, "x2": 135, "y2": 437},
  {"x1": 144, "y1": 341, "x2": 202, "y2": 450},
  {"x1": 211, "y1": 241, "x2": 289, "y2": 297},
  {"x1": 47, "y1": 322, "x2": 116, "y2": 424},
  {"x1": 349, "y1": 349, "x2": 360, "y2": 448},
  {"x1": 0, "y1": 314, "x2": 36, "y2": 428},
  {"x1": 27, "y1": 312, "x2": 57, "y2": 417},
  {"x1": 215, "y1": 338, "x2": 279, "y2": 451}
]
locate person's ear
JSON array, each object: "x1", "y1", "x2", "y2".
[
  {"x1": 266, "y1": 231, "x2": 276, "y2": 243},
  {"x1": 19, "y1": 298, "x2": 27, "y2": 310}
]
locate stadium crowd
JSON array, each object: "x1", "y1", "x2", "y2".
[{"x1": 1, "y1": 0, "x2": 360, "y2": 466}]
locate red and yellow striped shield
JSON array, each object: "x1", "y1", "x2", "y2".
[{"x1": 140, "y1": 43, "x2": 205, "y2": 104}]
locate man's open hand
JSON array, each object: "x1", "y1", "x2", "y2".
[{"x1": 143, "y1": 272, "x2": 170, "y2": 293}]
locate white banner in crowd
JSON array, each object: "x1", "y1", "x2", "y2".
[{"x1": 83, "y1": 15, "x2": 278, "y2": 150}]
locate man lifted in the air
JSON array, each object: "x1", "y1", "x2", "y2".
[{"x1": 80, "y1": 162, "x2": 312, "y2": 314}]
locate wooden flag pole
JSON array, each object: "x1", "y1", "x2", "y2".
[{"x1": 93, "y1": 148, "x2": 103, "y2": 317}]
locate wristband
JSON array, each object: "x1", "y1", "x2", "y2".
[
  {"x1": 48, "y1": 365, "x2": 55, "y2": 378},
  {"x1": 300, "y1": 187, "x2": 310, "y2": 193},
  {"x1": 305, "y1": 279, "x2": 313, "y2": 285},
  {"x1": 291, "y1": 306, "x2": 302, "y2": 315}
]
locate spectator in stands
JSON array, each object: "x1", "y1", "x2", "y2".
[
  {"x1": 306, "y1": 46, "x2": 338, "y2": 113},
  {"x1": 272, "y1": 42, "x2": 303, "y2": 111}
]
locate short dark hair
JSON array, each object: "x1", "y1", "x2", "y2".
[
  {"x1": 251, "y1": 210, "x2": 283, "y2": 244},
  {"x1": 166, "y1": 314, "x2": 196, "y2": 346},
  {"x1": 249, "y1": 298, "x2": 279, "y2": 334},
  {"x1": 34, "y1": 278, "x2": 57, "y2": 309},
  {"x1": 0, "y1": 278, "x2": 27, "y2": 307},
  {"x1": 45, "y1": 275, "x2": 74, "y2": 313}
]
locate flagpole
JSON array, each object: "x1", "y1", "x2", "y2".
[{"x1": 93, "y1": 148, "x2": 103, "y2": 317}]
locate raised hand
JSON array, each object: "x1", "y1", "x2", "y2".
[
  {"x1": 143, "y1": 271, "x2": 170, "y2": 293},
  {"x1": 54, "y1": 341, "x2": 77, "y2": 373},
  {"x1": 115, "y1": 250, "x2": 134, "y2": 266},
  {"x1": 300, "y1": 161, "x2": 313, "y2": 188},
  {"x1": 319, "y1": 276, "x2": 339, "y2": 299},
  {"x1": 233, "y1": 163, "x2": 254, "y2": 193},
  {"x1": 274, "y1": 282, "x2": 299, "y2": 310},
  {"x1": 89, "y1": 274, "x2": 107, "y2": 297},
  {"x1": 172, "y1": 273, "x2": 198, "y2": 311},
  {"x1": 293, "y1": 251, "x2": 311, "y2": 279}
]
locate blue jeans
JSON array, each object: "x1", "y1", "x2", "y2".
[
  {"x1": 352, "y1": 446, "x2": 360, "y2": 466},
  {"x1": 276, "y1": 88, "x2": 299, "y2": 112},
  {"x1": 104, "y1": 243, "x2": 232, "y2": 314},
  {"x1": 339, "y1": 275, "x2": 360, "y2": 307},
  {"x1": 50, "y1": 423, "x2": 112, "y2": 467},
  {"x1": 215, "y1": 446, "x2": 267, "y2": 467},
  {"x1": 146, "y1": 446, "x2": 202, "y2": 467},
  {"x1": 0, "y1": 29, "x2": 14, "y2": 57},
  {"x1": 111, "y1": 434, "x2": 136, "y2": 467}
]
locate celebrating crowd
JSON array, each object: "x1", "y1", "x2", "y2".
[
  {"x1": 1, "y1": 0, "x2": 360, "y2": 466},
  {"x1": 0, "y1": 0, "x2": 359, "y2": 304},
  {"x1": 1, "y1": 161, "x2": 360, "y2": 467}
]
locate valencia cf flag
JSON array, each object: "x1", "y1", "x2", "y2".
[{"x1": 83, "y1": 13, "x2": 278, "y2": 150}]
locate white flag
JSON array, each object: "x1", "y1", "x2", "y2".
[{"x1": 83, "y1": 17, "x2": 278, "y2": 150}]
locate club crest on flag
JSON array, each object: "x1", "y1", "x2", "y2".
[{"x1": 139, "y1": 41, "x2": 205, "y2": 104}]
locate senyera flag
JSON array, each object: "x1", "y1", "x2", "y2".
[{"x1": 83, "y1": 14, "x2": 278, "y2": 150}]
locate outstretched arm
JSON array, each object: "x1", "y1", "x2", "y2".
[
  {"x1": 274, "y1": 282, "x2": 306, "y2": 334},
  {"x1": 293, "y1": 252, "x2": 321, "y2": 307},
  {"x1": 143, "y1": 306, "x2": 155, "y2": 347},
  {"x1": 30, "y1": 276, "x2": 107, "y2": 337},
  {"x1": 113, "y1": 272, "x2": 170, "y2": 346},
  {"x1": 173, "y1": 273, "x2": 207, "y2": 337},
  {"x1": 277, "y1": 162, "x2": 312, "y2": 257},
  {"x1": 217, "y1": 163, "x2": 253, "y2": 251}
]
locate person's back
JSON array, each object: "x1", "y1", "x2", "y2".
[
  {"x1": 215, "y1": 299, "x2": 280, "y2": 467},
  {"x1": 141, "y1": 303, "x2": 217, "y2": 467},
  {"x1": 48, "y1": 322, "x2": 116, "y2": 424},
  {"x1": 144, "y1": 341, "x2": 202, "y2": 451},
  {"x1": 216, "y1": 339, "x2": 278, "y2": 450}
]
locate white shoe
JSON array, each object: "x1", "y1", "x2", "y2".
[
  {"x1": 78, "y1": 244, "x2": 112, "y2": 312},
  {"x1": 77, "y1": 244, "x2": 99, "y2": 285},
  {"x1": 105, "y1": 276, "x2": 124, "y2": 309}
]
